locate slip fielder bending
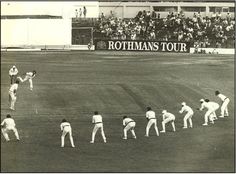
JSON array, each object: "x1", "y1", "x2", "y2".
[
  {"x1": 145, "y1": 107, "x2": 159, "y2": 137},
  {"x1": 90, "y1": 111, "x2": 107, "y2": 143},
  {"x1": 60, "y1": 119, "x2": 75, "y2": 148},
  {"x1": 199, "y1": 99, "x2": 217, "y2": 126},
  {"x1": 215, "y1": 90, "x2": 230, "y2": 118},
  {"x1": 18, "y1": 70, "x2": 36, "y2": 91},
  {"x1": 9, "y1": 79, "x2": 20, "y2": 110},
  {"x1": 1, "y1": 114, "x2": 20, "y2": 142},
  {"x1": 205, "y1": 99, "x2": 219, "y2": 121},
  {"x1": 160, "y1": 110, "x2": 176, "y2": 133},
  {"x1": 123, "y1": 116, "x2": 137, "y2": 140},
  {"x1": 9, "y1": 65, "x2": 18, "y2": 85},
  {"x1": 179, "y1": 102, "x2": 194, "y2": 129}
]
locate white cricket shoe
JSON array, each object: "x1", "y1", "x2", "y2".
[
  {"x1": 160, "y1": 130, "x2": 166, "y2": 133},
  {"x1": 182, "y1": 127, "x2": 187, "y2": 129},
  {"x1": 219, "y1": 115, "x2": 224, "y2": 118},
  {"x1": 9, "y1": 107, "x2": 15, "y2": 111},
  {"x1": 123, "y1": 137, "x2": 127, "y2": 140},
  {"x1": 202, "y1": 123, "x2": 208, "y2": 126},
  {"x1": 144, "y1": 135, "x2": 149, "y2": 137},
  {"x1": 90, "y1": 141, "x2": 94, "y2": 144}
]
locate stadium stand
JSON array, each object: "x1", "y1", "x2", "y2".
[{"x1": 93, "y1": 10, "x2": 235, "y2": 48}]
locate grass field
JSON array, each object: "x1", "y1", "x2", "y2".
[{"x1": 1, "y1": 51, "x2": 235, "y2": 172}]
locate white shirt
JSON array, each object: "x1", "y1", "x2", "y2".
[
  {"x1": 200, "y1": 102, "x2": 213, "y2": 111},
  {"x1": 60, "y1": 122, "x2": 71, "y2": 131},
  {"x1": 146, "y1": 110, "x2": 156, "y2": 119},
  {"x1": 92, "y1": 115, "x2": 103, "y2": 124},
  {"x1": 26, "y1": 72, "x2": 36, "y2": 79},
  {"x1": 123, "y1": 118, "x2": 135, "y2": 126},
  {"x1": 1, "y1": 118, "x2": 16, "y2": 128},
  {"x1": 217, "y1": 93, "x2": 227, "y2": 101},
  {"x1": 208, "y1": 102, "x2": 219, "y2": 110},
  {"x1": 163, "y1": 112, "x2": 175, "y2": 120},
  {"x1": 179, "y1": 105, "x2": 194, "y2": 114},
  {"x1": 9, "y1": 67, "x2": 18, "y2": 76},
  {"x1": 9, "y1": 83, "x2": 18, "y2": 93}
]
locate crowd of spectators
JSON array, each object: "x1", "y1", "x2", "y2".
[{"x1": 94, "y1": 10, "x2": 235, "y2": 48}]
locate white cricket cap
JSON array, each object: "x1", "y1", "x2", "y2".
[
  {"x1": 162, "y1": 110, "x2": 167, "y2": 114},
  {"x1": 181, "y1": 102, "x2": 186, "y2": 106},
  {"x1": 12, "y1": 65, "x2": 16, "y2": 68},
  {"x1": 200, "y1": 99, "x2": 205, "y2": 102}
]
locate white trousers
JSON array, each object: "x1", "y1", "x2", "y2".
[
  {"x1": 221, "y1": 98, "x2": 230, "y2": 117},
  {"x1": 1, "y1": 126, "x2": 20, "y2": 141},
  {"x1": 204, "y1": 109, "x2": 217, "y2": 124},
  {"x1": 124, "y1": 122, "x2": 136, "y2": 138},
  {"x1": 61, "y1": 127, "x2": 75, "y2": 147},
  {"x1": 146, "y1": 119, "x2": 159, "y2": 136},
  {"x1": 183, "y1": 112, "x2": 193, "y2": 128},
  {"x1": 162, "y1": 117, "x2": 175, "y2": 132},
  {"x1": 91, "y1": 123, "x2": 106, "y2": 142},
  {"x1": 9, "y1": 91, "x2": 17, "y2": 109}
]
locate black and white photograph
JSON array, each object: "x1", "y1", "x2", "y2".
[{"x1": 1, "y1": 0, "x2": 235, "y2": 172}]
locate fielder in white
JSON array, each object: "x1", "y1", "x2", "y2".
[
  {"x1": 9, "y1": 79, "x2": 19, "y2": 110},
  {"x1": 160, "y1": 110, "x2": 176, "y2": 133},
  {"x1": 199, "y1": 99, "x2": 218, "y2": 126},
  {"x1": 90, "y1": 111, "x2": 107, "y2": 143},
  {"x1": 205, "y1": 99, "x2": 219, "y2": 121},
  {"x1": 1, "y1": 114, "x2": 20, "y2": 142},
  {"x1": 60, "y1": 119, "x2": 75, "y2": 148},
  {"x1": 18, "y1": 70, "x2": 36, "y2": 91},
  {"x1": 122, "y1": 116, "x2": 137, "y2": 140},
  {"x1": 215, "y1": 90, "x2": 230, "y2": 118},
  {"x1": 9, "y1": 65, "x2": 18, "y2": 85},
  {"x1": 179, "y1": 102, "x2": 194, "y2": 129},
  {"x1": 145, "y1": 107, "x2": 159, "y2": 137}
]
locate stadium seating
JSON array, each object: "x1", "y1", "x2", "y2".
[{"x1": 93, "y1": 11, "x2": 235, "y2": 48}]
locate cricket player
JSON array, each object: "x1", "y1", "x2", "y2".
[
  {"x1": 199, "y1": 99, "x2": 216, "y2": 126},
  {"x1": 60, "y1": 119, "x2": 75, "y2": 148},
  {"x1": 9, "y1": 79, "x2": 19, "y2": 110},
  {"x1": 215, "y1": 91, "x2": 230, "y2": 118},
  {"x1": 1, "y1": 114, "x2": 20, "y2": 142},
  {"x1": 145, "y1": 107, "x2": 159, "y2": 137},
  {"x1": 122, "y1": 116, "x2": 137, "y2": 140},
  {"x1": 160, "y1": 110, "x2": 176, "y2": 133},
  {"x1": 205, "y1": 99, "x2": 219, "y2": 121},
  {"x1": 179, "y1": 102, "x2": 194, "y2": 129},
  {"x1": 17, "y1": 70, "x2": 36, "y2": 91},
  {"x1": 90, "y1": 111, "x2": 107, "y2": 143},
  {"x1": 9, "y1": 65, "x2": 18, "y2": 85}
]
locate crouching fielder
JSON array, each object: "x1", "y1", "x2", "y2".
[
  {"x1": 215, "y1": 91, "x2": 230, "y2": 118},
  {"x1": 145, "y1": 107, "x2": 159, "y2": 137},
  {"x1": 1, "y1": 114, "x2": 20, "y2": 142},
  {"x1": 160, "y1": 110, "x2": 176, "y2": 133},
  {"x1": 90, "y1": 111, "x2": 107, "y2": 143},
  {"x1": 199, "y1": 99, "x2": 217, "y2": 126},
  {"x1": 205, "y1": 99, "x2": 219, "y2": 121},
  {"x1": 123, "y1": 116, "x2": 136, "y2": 140},
  {"x1": 179, "y1": 102, "x2": 194, "y2": 129},
  {"x1": 18, "y1": 70, "x2": 36, "y2": 91},
  {"x1": 60, "y1": 119, "x2": 75, "y2": 148}
]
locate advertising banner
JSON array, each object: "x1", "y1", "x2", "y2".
[{"x1": 95, "y1": 40, "x2": 190, "y2": 53}]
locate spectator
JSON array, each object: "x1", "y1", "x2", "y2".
[{"x1": 83, "y1": 6, "x2": 87, "y2": 18}]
